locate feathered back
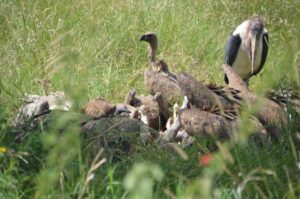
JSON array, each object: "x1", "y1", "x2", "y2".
[
  {"x1": 177, "y1": 73, "x2": 224, "y2": 110},
  {"x1": 144, "y1": 69, "x2": 181, "y2": 102},
  {"x1": 179, "y1": 108, "x2": 233, "y2": 139},
  {"x1": 266, "y1": 89, "x2": 300, "y2": 114},
  {"x1": 83, "y1": 98, "x2": 116, "y2": 118}
]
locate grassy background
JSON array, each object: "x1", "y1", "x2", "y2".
[{"x1": 0, "y1": 0, "x2": 300, "y2": 198}]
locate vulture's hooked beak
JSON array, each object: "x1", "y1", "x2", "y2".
[{"x1": 140, "y1": 35, "x2": 146, "y2": 41}]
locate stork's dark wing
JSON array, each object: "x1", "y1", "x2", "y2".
[
  {"x1": 225, "y1": 34, "x2": 241, "y2": 66},
  {"x1": 253, "y1": 32, "x2": 269, "y2": 76},
  {"x1": 224, "y1": 34, "x2": 241, "y2": 83}
]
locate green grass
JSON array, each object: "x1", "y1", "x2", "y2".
[{"x1": 0, "y1": 0, "x2": 300, "y2": 198}]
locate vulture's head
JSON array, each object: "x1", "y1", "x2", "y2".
[{"x1": 140, "y1": 32, "x2": 158, "y2": 47}]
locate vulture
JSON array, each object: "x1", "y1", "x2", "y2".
[
  {"x1": 83, "y1": 98, "x2": 116, "y2": 119},
  {"x1": 222, "y1": 64, "x2": 287, "y2": 137},
  {"x1": 140, "y1": 32, "x2": 181, "y2": 101},
  {"x1": 124, "y1": 89, "x2": 169, "y2": 131},
  {"x1": 162, "y1": 96, "x2": 267, "y2": 142},
  {"x1": 177, "y1": 72, "x2": 241, "y2": 120}
]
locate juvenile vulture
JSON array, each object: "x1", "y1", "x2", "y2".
[
  {"x1": 124, "y1": 89, "x2": 169, "y2": 131},
  {"x1": 163, "y1": 96, "x2": 267, "y2": 142},
  {"x1": 225, "y1": 17, "x2": 269, "y2": 84},
  {"x1": 140, "y1": 32, "x2": 181, "y2": 101},
  {"x1": 222, "y1": 64, "x2": 287, "y2": 137},
  {"x1": 83, "y1": 98, "x2": 116, "y2": 119}
]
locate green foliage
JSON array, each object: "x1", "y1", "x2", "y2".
[
  {"x1": 124, "y1": 163, "x2": 164, "y2": 199},
  {"x1": 0, "y1": 0, "x2": 300, "y2": 198}
]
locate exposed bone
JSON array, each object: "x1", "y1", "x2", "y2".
[
  {"x1": 13, "y1": 91, "x2": 71, "y2": 128},
  {"x1": 166, "y1": 103, "x2": 179, "y2": 130},
  {"x1": 115, "y1": 103, "x2": 139, "y2": 118},
  {"x1": 124, "y1": 89, "x2": 136, "y2": 105},
  {"x1": 175, "y1": 130, "x2": 195, "y2": 148},
  {"x1": 159, "y1": 97, "x2": 189, "y2": 142},
  {"x1": 181, "y1": 96, "x2": 190, "y2": 109},
  {"x1": 160, "y1": 118, "x2": 181, "y2": 142}
]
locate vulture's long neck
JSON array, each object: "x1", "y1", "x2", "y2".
[
  {"x1": 148, "y1": 41, "x2": 158, "y2": 65},
  {"x1": 222, "y1": 64, "x2": 249, "y2": 93}
]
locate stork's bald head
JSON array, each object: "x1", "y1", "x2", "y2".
[
  {"x1": 249, "y1": 17, "x2": 264, "y2": 36},
  {"x1": 248, "y1": 17, "x2": 265, "y2": 74}
]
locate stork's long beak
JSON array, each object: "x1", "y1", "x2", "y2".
[{"x1": 251, "y1": 34, "x2": 258, "y2": 74}]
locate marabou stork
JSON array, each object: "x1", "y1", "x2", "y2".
[{"x1": 224, "y1": 17, "x2": 269, "y2": 84}]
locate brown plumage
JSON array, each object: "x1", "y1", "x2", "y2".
[
  {"x1": 266, "y1": 88, "x2": 300, "y2": 115},
  {"x1": 144, "y1": 70, "x2": 181, "y2": 102},
  {"x1": 83, "y1": 98, "x2": 116, "y2": 118},
  {"x1": 206, "y1": 84, "x2": 243, "y2": 107},
  {"x1": 177, "y1": 73, "x2": 240, "y2": 120},
  {"x1": 140, "y1": 32, "x2": 181, "y2": 101},
  {"x1": 158, "y1": 73, "x2": 242, "y2": 141},
  {"x1": 222, "y1": 64, "x2": 287, "y2": 137},
  {"x1": 179, "y1": 108, "x2": 233, "y2": 139},
  {"x1": 176, "y1": 96, "x2": 267, "y2": 141},
  {"x1": 177, "y1": 73, "x2": 224, "y2": 109}
]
